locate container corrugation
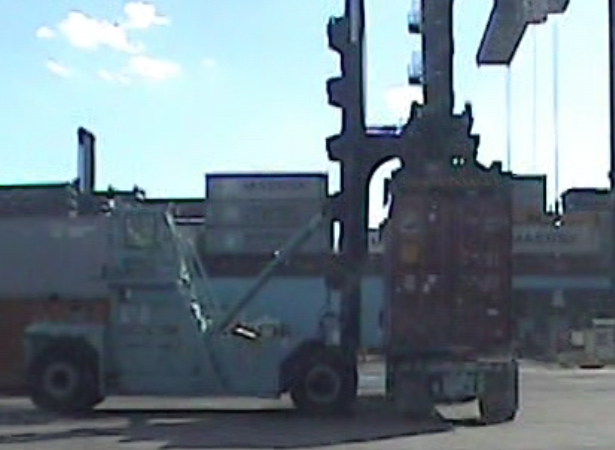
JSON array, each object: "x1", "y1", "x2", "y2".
[
  {"x1": 142, "y1": 200, "x2": 205, "y2": 218},
  {"x1": 201, "y1": 226, "x2": 331, "y2": 254},
  {"x1": 513, "y1": 223, "x2": 601, "y2": 255},
  {"x1": 0, "y1": 216, "x2": 110, "y2": 299},
  {"x1": 563, "y1": 189, "x2": 610, "y2": 213},
  {"x1": 0, "y1": 196, "x2": 72, "y2": 206},
  {"x1": 0, "y1": 187, "x2": 75, "y2": 216},
  {"x1": 205, "y1": 173, "x2": 328, "y2": 200},
  {"x1": 0, "y1": 194, "x2": 73, "y2": 204},
  {"x1": 0, "y1": 298, "x2": 110, "y2": 393},
  {"x1": 0, "y1": 207, "x2": 73, "y2": 218},
  {"x1": 385, "y1": 183, "x2": 513, "y2": 354},
  {"x1": 200, "y1": 254, "x2": 332, "y2": 276},
  {"x1": 0, "y1": 184, "x2": 74, "y2": 197},
  {"x1": 173, "y1": 203, "x2": 205, "y2": 218},
  {"x1": 0, "y1": 202, "x2": 73, "y2": 217},
  {"x1": 76, "y1": 195, "x2": 110, "y2": 215},
  {"x1": 205, "y1": 199, "x2": 324, "y2": 227}
]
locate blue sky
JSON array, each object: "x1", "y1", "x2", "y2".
[{"x1": 0, "y1": 0, "x2": 609, "y2": 225}]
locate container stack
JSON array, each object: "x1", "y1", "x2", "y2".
[
  {"x1": 202, "y1": 173, "x2": 331, "y2": 256},
  {"x1": 0, "y1": 183, "x2": 78, "y2": 217}
]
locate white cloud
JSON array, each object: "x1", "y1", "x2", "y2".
[
  {"x1": 46, "y1": 60, "x2": 71, "y2": 78},
  {"x1": 123, "y1": 1, "x2": 170, "y2": 29},
  {"x1": 38, "y1": 4, "x2": 179, "y2": 84},
  {"x1": 127, "y1": 55, "x2": 181, "y2": 81},
  {"x1": 36, "y1": 26, "x2": 56, "y2": 39},
  {"x1": 58, "y1": 11, "x2": 143, "y2": 53},
  {"x1": 97, "y1": 56, "x2": 182, "y2": 85},
  {"x1": 98, "y1": 69, "x2": 131, "y2": 85}
]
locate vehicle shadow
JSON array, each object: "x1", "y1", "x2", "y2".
[
  {"x1": 0, "y1": 405, "x2": 59, "y2": 427},
  {"x1": 0, "y1": 397, "x2": 453, "y2": 449}
]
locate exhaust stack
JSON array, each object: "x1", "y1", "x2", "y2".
[{"x1": 77, "y1": 127, "x2": 96, "y2": 194}]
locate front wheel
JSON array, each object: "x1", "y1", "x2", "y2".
[
  {"x1": 290, "y1": 349, "x2": 358, "y2": 415},
  {"x1": 28, "y1": 343, "x2": 102, "y2": 415}
]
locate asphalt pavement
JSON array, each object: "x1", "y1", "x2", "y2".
[{"x1": 1, "y1": 362, "x2": 614, "y2": 450}]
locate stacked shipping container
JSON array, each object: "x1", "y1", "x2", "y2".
[
  {"x1": 0, "y1": 183, "x2": 78, "y2": 217},
  {"x1": 383, "y1": 171, "x2": 513, "y2": 356},
  {"x1": 0, "y1": 216, "x2": 111, "y2": 392},
  {"x1": 202, "y1": 173, "x2": 331, "y2": 256}
]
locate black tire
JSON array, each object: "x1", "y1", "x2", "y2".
[
  {"x1": 479, "y1": 398, "x2": 517, "y2": 425},
  {"x1": 28, "y1": 341, "x2": 102, "y2": 415},
  {"x1": 290, "y1": 349, "x2": 358, "y2": 415},
  {"x1": 478, "y1": 366, "x2": 519, "y2": 425}
]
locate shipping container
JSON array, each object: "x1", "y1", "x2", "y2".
[
  {"x1": 0, "y1": 216, "x2": 110, "y2": 299},
  {"x1": 511, "y1": 174, "x2": 546, "y2": 214},
  {"x1": 201, "y1": 226, "x2": 331, "y2": 255},
  {"x1": 142, "y1": 198, "x2": 205, "y2": 219},
  {"x1": 384, "y1": 182, "x2": 513, "y2": 355},
  {"x1": 0, "y1": 298, "x2": 110, "y2": 393},
  {"x1": 205, "y1": 173, "x2": 328, "y2": 200},
  {"x1": 175, "y1": 222, "x2": 204, "y2": 243},
  {"x1": 204, "y1": 199, "x2": 324, "y2": 228},
  {"x1": 0, "y1": 183, "x2": 77, "y2": 217},
  {"x1": 201, "y1": 254, "x2": 332, "y2": 277},
  {"x1": 0, "y1": 203, "x2": 73, "y2": 217},
  {"x1": 562, "y1": 188, "x2": 611, "y2": 213},
  {"x1": 513, "y1": 223, "x2": 601, "y2": 255},
  {"x1": 513, "y1": 253, "x2": 611, "y2": 275},
  {"x1": 0, "y1": 182, "x2": 75, "y2": 198}
]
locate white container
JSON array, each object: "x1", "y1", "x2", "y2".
[
  {"x1": 205, "y1": 199, "x2": 324, "y2": 228},
  {"x1": 205, "y1": 173, "x2": 328, "y2": 200},
  {"x1": 202, "y1": 226, "x2": 331, "y2": 255}
]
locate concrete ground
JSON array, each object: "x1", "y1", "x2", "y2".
[{"x1": 1, "y1": 362, "x2": 614, "y2": 450}]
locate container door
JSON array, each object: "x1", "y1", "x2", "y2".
[
  {"x1": 452, "y1": 189, "x2": 513, "y2": 352},
  {"x1": 386, "y1": 193, "x2": 456, "y2": 352}
]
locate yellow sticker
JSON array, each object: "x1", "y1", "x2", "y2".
[{"x1": 401, "y1": 242, "x2": 419, "y2": 263}]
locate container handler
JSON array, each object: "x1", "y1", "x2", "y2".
[{"x1": 21, "y1": 199, "x2": 359, "y2": 415}]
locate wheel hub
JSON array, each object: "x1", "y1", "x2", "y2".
[
  {"x1": 305, "y1": 366, "x2": 341, "y2": 403},
  {"x1": 43, "y1": 362, "x2": 78, "y2": 400}
]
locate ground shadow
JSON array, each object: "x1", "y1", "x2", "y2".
[
  {"x1": 0, "y1": 397, "x2": 453, "y2": 448},
  {"x1": 0, "y1": 406, "x2": 60, "y2": 427}
]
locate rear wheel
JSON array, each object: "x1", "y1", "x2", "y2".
[
  {"x1": 28, "y1": 342, "x2": 102, "y2": 415},
  {"x1": 479, "y1": 394, "x2": 517, "y2": 424},
  {"x1": 290, "y1": 349, "x2": 357, "y2": 415},
  {"x1": 478, "y1": 364, "x2": 519, "y2": 425}
]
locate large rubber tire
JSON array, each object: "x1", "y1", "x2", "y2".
[
  {"x1": 391, "y1": 372, "x2": 435, "y2": 419},
  {"x1": 290, "y1": 349, "x2": 358, "y2": 415},
  {"x1": 478, "y1": 365, "x2": 519, "y2": 425},
  {"x1": 28, "y1": 342, "x2": 102, "y2": 415}
]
